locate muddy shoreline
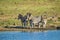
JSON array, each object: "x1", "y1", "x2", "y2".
[
  {"x1": 0, "y1": 25, "x2": 60, "y2": 32},
  {"x1": 0, "y1": 27, "x2": 58, "y2": 32}
]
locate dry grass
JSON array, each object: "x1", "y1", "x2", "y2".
[{"x1": 0, "y1": 0, "x2": 60, "y2": 27}]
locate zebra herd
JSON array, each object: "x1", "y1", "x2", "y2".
[{"x1": 18, "y1": 13, "x2": 47, "y2": 28}]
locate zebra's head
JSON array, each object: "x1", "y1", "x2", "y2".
[{"x1": 18, "y1": 14, "x2": 23, "y2": 20}]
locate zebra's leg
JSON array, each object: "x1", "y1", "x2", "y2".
[
  {"x1": 25, "y1": 21, "x2": 28, "y2": 27},
  {"x1": 43, "y1": 21, "x2": 46, "y2": 28},
  {"x1": 39, "y1": 23, "x2": 41, "y2": 28},
  {"x1": 26, "y1": 21, "x2": 28, "y2": 27},
  {"x1": 24, "y1": 21, "x2": 27, "y2": 27},
  {"x1": 43, "y1": 24, "x2": 46, "y2": 28},
  {"x1": 31, "y1": 23, "x2": 34, "y2": 28},
  {"x1": 23, "y1": 22, "x2": 25, "y2": 27},
  {"x1": 21, "y1": 22, "x2": 23, "y2": 27},
  {"x1": 30, "y1": 20, "x2": 33, "y2": 28},
  {"x1": 30, "y1": 22, "x2": 33, "y2": 28},
  {"x1": 43, "y1": 19, "x2": 47, "y2": 28}
]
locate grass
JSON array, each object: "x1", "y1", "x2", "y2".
[{"x1": 0, "y1": 0, "x2": 60, "y2": 27}]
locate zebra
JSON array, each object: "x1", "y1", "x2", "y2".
[
  {"x1": 18, "y1": 14, "x2": 28, "y2": 27},
  {"x1": 26, "y1": 13, "x2": 47, "y2": 28}
]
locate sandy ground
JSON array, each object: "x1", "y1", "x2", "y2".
[{"x1": 0, "y1": 26, "x2": 57, "y2": 32}]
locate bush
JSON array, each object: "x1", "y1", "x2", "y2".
[
  {"x1": 47, "y1": 19, "x2": 53, "y2": 23},
  {"x1": 0, "y1": 21, "x2": 4, "y2": 26},
  {"x1": 58, "y1": 17, "x2": 60, "y2": 21},
  {"x1": 0, "y1": 12, "x2": 4, "y2": 15},
  {"x1": 4, "y1": 25, "x2": 8, "y2": 28}
]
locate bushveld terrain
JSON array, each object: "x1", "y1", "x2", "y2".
[{"x1": 0, "y1": 0, "x2": 60, "y2": 27}]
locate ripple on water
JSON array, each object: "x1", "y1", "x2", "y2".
[{"x1": 0, "y1": 30, "x2": 60, "y2": 40}]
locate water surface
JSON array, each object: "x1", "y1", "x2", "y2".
[{"x1": 0, "y1": 30, "x2": 60, "y2": 40}]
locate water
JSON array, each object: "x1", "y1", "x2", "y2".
[{"x1": 0, "y1": 30, "x2": 60, "y2": 40}]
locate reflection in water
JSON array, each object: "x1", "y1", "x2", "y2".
[{"x1": 0, "y1": 30, "x2": 60, "y2": 40}]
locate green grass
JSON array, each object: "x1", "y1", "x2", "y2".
[{"x1": 0, "y1": 0, "x2": 60, "y2": 27}]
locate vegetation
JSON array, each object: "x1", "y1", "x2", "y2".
[{"x1": 0, "y1": 0, "x2": 60, "y2": 27}]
